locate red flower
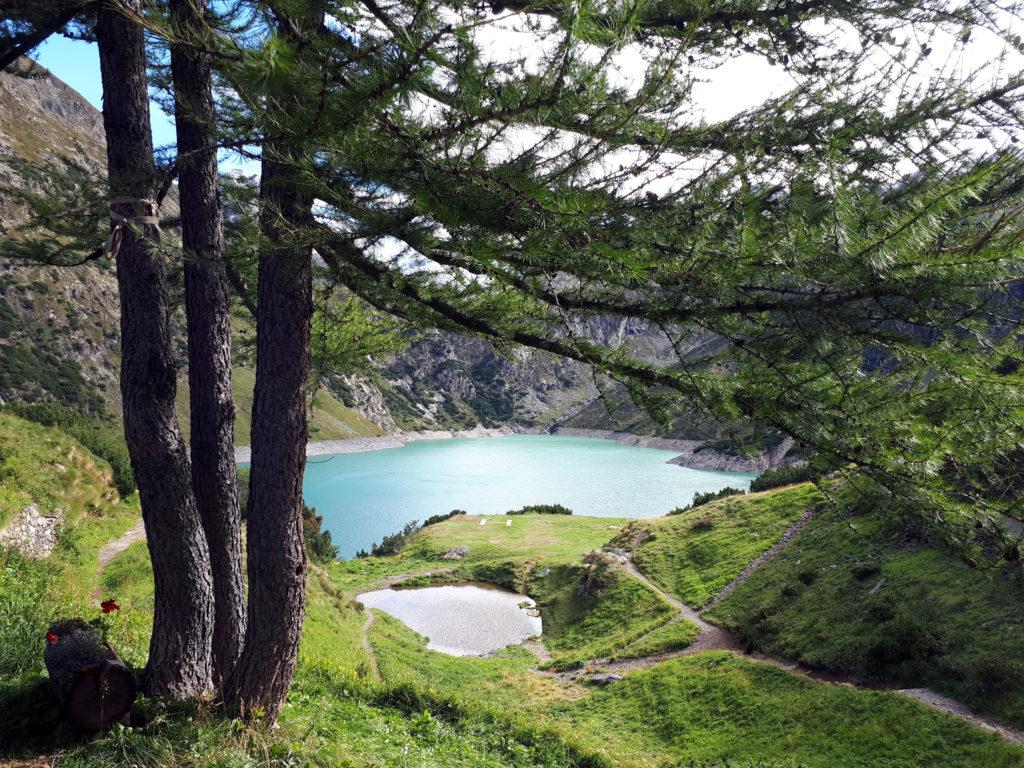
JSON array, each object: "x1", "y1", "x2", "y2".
[
  {"x1": 46, "y1": 631, "x2": 58, "y2": 644},
  {"x1": 100, "y1": 599, "x2": 120, "y2": 614}
]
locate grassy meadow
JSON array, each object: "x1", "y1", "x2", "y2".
[{"x1": 1, "y1": 414, "x2": 1023, "y2": 767}]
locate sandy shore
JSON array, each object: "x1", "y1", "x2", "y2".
[{"x1": 234, "y1": 424, "x2": 528, "y2": 463}]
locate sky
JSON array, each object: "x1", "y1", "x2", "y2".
[
  {"x1": 29, "y1": 15, "x2": 1022, "y2": 185},
  {"x1": 35, "y1": 34, "x2": 179, "y2": 151},
  {"x1": 30, "y1": 21, "x2": 795, "y2": 171}
]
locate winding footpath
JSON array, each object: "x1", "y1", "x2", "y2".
[
  {"x1": 553, "y1": 516, "x2": 1024, "y2": 745},
  {"x1": 90, "y1": 519, "x2": 146, "y2": 602},
  {"x1": 360, "y1": 610, "x2": 382, "y2": 680}
]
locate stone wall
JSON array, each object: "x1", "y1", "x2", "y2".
[{"x1": 0, "y1": 504, "x2": 64, "y2": 557}]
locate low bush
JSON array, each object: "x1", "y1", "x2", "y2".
[
  {"x1": 423, "y1": 509, "x2": 464, "y2": 527},
  {"x1": 303, "y1": 505, "x2": 338, "y2": 563},
  {"x1": 668, "y1": 487, "x2": 745, "y2": 515},
  {"x1": 358, "y1": 521, "x2": 420, "y2": 558},
  {"x1": 689, "y1": 517, "x2": 715, "y2": 532},
  {"x1": 507, "y1": 503, "x2": 573, "y2": 516},
  {"x1": 749, "y1": 464, "x2": 815, "y2": 492}
]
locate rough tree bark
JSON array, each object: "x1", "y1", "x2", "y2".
[
  {"x1": 223, "y1": 3, "x2": 321, "y2": 721},
  {"x1": 169, "y1": 0, "x2": 246, "y2": 687},
  {"x1": 95, "y1": 0, "x2": 213, "y2": 698}
]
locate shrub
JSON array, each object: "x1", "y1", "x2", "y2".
[
  {"x1": 851, "y1": 563, "x2": 881, "y2": 581},
  {"x1": 689, "y1": 517, "x2": 715, "y2": 532},
  {"x1": 750, "y1": 464, "x2": 815, "y2": 492},
  {"x1": 507, "y1": 503, "x2": 573, "y2": 515},
  {"x1": 303, "y1": 505, "x2": 338, "y2": 562},
  {"x1": 668, "y1": 486, "x2": 745, "y2": 515},
  {"x1": 355, "y1": 509, "x2": 467, "y2": 559},
  {"x1": 360, "y1": 521, "x2": 421, "y2": 558},
  {"x1": 958, "y1": 657, "x2": 1024, "y2": 696},
  {"x1": 864, "y1": 616, "x2": 949, "y2": 675},
  {"x1": 423, "y1": 509, "x2": 463, "y2": 527},
  {"x1": 797, "y1": 568, "x2": 818, "y2": 585}
]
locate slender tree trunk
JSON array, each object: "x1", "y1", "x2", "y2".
[
  {"x1": 95, "y1": 0, "x2": 213, "y2": 698},
  {"x1": 222, "y1": 146, "x2": 313, "y2": 720},
  {"x1": 223, "y1": 2, "x2": 323, "y2": 719},
  {"x1": 169, "y1": 0, "x2": 245, "y2": 687}
]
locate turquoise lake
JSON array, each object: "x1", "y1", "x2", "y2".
[{"x1": 300, "y1": 435, "x2": 756, "y2": 558}]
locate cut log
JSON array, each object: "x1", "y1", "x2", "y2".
[{"x1": 43, "y1": 619, "x2": 137, "y2": 730}]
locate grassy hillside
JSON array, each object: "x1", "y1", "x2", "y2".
[
  {"x1": 0, "y1": 414, "x2": 139, "y2": 676},
  {"x1": 0, "y1": 412, "x2": 122, "y2": 529},
  {"x1": 706, "y1": 498, "x2": 1024, "y2": 729},
  {"x1": 4, "y1": 436, "x2": 1023, "y2": 766},
  {"x1": 351, "y1": 512, "x2": 1024, "y2": 767},
  {"x1": 627, "y1": 483, "x2": 823, "y2": 607},
  {"x1": 175, "y1": 365, "x2": 384, "y2": 444}
]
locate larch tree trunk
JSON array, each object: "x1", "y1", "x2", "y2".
[
  {"x1": 222, "y1": 149, "x2": 313, "y2": 720},
  {"x1": 95, "y1": 0, "x2": 214, "y2": 698},
  {"x1": 169, "y1": 0, "x2": 246, "y2": 688},
  {"x1": 223, "y1": 2, "x2": 322, "y2": 721}
]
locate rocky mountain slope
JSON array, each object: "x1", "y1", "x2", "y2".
[
  {"x1": 0, "y1": 60, "x2": 611, "y2": 433},
  {"x1": 0, "y1": 60, "x2": 794, "y2": 468},
  {"x1": 0, "y1": 60, "x2": 123, "y2": 415}
]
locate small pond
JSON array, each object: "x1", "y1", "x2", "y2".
[{"x1": 357, "y1": 582, "x2": 542, "y2": 656}]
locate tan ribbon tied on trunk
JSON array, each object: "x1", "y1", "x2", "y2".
[{"x1": 105, "y1": 197, "x2": 161, "y2": 260}]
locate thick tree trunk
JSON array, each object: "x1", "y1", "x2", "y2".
[
  {"x1": 222, "y1": 1, "x2": 324, "y2": 722},
  {"x1": 169, "y1": 0, "x2": 246, "y2": 687},
  {"x1": 95, "y1": 0, "x2": 213, "y2": 698},
  {"x1": 223, "y1": 145, "x2": 313, "y2": 721}
]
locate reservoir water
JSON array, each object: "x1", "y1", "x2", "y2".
[
  {"x1": 301, "y1": 435, "x2": 755, "y2": 557},
  {"x1": 357, "y1": 583, "x2": 542, "y2": 656}
]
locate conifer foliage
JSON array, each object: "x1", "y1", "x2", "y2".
[{"x1": 3, "y1": 0, "x2": 1024, "y2": 723}]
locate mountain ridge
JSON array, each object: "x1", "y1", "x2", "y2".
[{"x1": 0, "y1": 60, "x2": 796, "y2": 471}]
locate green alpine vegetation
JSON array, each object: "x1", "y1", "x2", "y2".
[
  {"x1": 628, "y1": 483, "x2": 824, "y2": 608},
  {"x1": 3, "y1": 415, "x2": 1024, "y2": 766},
  {"x1": 707, "y1": 496, "x2": 1024, "y2": 729}
]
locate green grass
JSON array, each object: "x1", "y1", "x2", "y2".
[
  {"x1": 368, "y1": 594, "x2": 1024, "y2": 767},
  {"x1": 547, "y1": 652, "x2": 1023, "y2": 768},
  {"x1": 177, "y1": 366, "x2": 383, "y2": 444},
  {"x1": 706, "y1": 499, "x2": 1024, "y2": 729},
  {"x1": 0, "y1": 412, "x2": 122, "y2": 528},
  {"x1": 528, "y1": 562, "x2": 675, "y2": 667},
  {"x1": 301, "y1": 567, "x2": 375, "y2": 677},
  {"x1": 0, "y1": 415, "x2": 139, "y2": 677},
  {"x1": 404, "y1": 513, "x2": 629, "y2": 566},
  {"x1": 608, "y1": 617, "x2": 699, "y2": 660},
  {"x1": 99, "y1": 540, "x2": 154, "y2": 668},
  {"x1": 630, "y1": 483, "x2": 823, "y2": 607}
]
